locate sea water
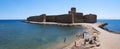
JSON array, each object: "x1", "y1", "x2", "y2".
[
  {"x1": 0, "y1": 20, "x2": 84, "y2": 49},
  {"x1": 98, "y1": 19, "x2": 120, "y2": 33}
]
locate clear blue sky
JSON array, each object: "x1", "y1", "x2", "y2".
[{"x1": 0, "y1": 0, "x2": 120, "y2": 19}]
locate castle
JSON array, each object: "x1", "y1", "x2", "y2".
[{"x1": 27, "y1": 7, "x2": 97, "y2": 23}]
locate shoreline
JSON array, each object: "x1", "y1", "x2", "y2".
[
  {"x1": 84, "y1": 22, "x2": 120, "y2": 49},
  {"x1": 25, "y1": 21, "x2": 82, "y2": 26},
  {"x1": 26, "y1": 21, "x2": 120, "y2": 34},
  {"x1": 26, "y1": 21, "x2": 120, "y2": 49}
]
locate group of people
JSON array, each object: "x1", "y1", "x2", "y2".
[
  {"x1": 73, "y1": 31, "x2": 100, "y2": 49},
  {"x1": 83, "y1": 31, "x2": 98, "y2": 45}
]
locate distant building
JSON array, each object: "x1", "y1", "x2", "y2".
[{"x1": 27, "y1": 7, "x2": 97, "y2": 23}]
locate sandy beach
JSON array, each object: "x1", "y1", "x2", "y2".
[
  {"x1": 63, "y1": 22, "x2": 120, "y2": 49},
  {"x1": 27, "y1": 21, "x2": 120, "y2": 49},
  {"x1": 90, "y1": 23, "x2": 120, "y2": 49},
  {"x1": 65, "y1": 23, "x2": 120, "y2": 49}
]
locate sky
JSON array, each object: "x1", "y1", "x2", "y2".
[{"x1": 0, "y1": 0, "x2": 120, "y2": 19}]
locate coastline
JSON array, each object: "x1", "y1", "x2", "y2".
[
  {"x1": 26, "y1": 21, "x2": 120, "y2": 49},
  {"x1": 25, "y1": 21, "x2": 120, "y2": 34},
  {"x1": 25, "y1": 21, "x2": 83, "y2": 26},
  {"x1": 26, "y1": 21, "x2": 119, "y2": 33}
]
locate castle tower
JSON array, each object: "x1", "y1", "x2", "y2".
[
  {"x1": 42, "y1": 14, "x2": 46, "y2": 22},
  {"x1": 71, "y1": 7, "x2": 76, "y2": 23},
  {"x1": 68, "y1": 7, "x2": 76, "y2": 14},
  {"x1": 71, "y1": 7, "x2": 76, "y2": 14},
  {"x1": 68, "y1": 11, "x2": 71, "y2": 14}
]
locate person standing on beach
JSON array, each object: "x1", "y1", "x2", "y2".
[
  {"x1": 64, "y1": 37, "x2": 66, "y2": 43},
  {"x1": 83, "y1": 31, "x2": 90, "y2": 44}
]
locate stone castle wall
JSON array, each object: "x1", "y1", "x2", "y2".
[
  {"x1": 84, "y1": 14, "x2": 97, "y2": 23},
  {"x1": 27, "y1": 8, "x2": 97, "y2": 23}
]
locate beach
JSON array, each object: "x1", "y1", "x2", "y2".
[
  {"x1": 27, "y1": 21, "x2": 120, "y2": 49},
  {"x1": 91, "y1": 23, "x2": 120, "y2": 49},
  {"x1": 62, "y1": 22, "x2": 120, "y2": 49}
]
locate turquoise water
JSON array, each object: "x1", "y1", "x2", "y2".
[
  {"x1": 98, "y1": 19, "x2": 120, "y2": 33},
  {"x1": 0, "y1": 20, "x2": 84, "y2": 49}
]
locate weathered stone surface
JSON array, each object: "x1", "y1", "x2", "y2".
[{"x1": 84, "y1": 14, "x2": 97, "y2": 23}]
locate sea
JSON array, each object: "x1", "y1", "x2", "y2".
[
  {"x1": 98, "y1": 19, "x2": 120, "y2": 33},
  {"x1": 0, "y1": 20, "x2": 120, "y2": 49},
  {"x1": 0, "y1": 20, "x2": 84, "y2": 49}
]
